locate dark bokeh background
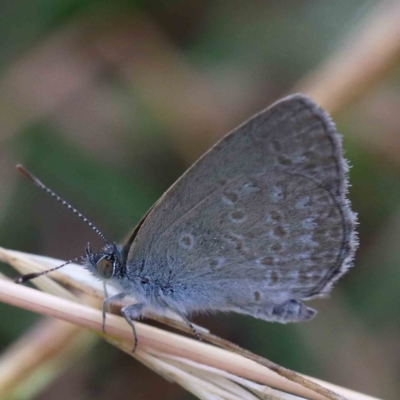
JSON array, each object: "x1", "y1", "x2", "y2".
[{"x1": 0, "y1": 1, "x2": 399, "y2": 399}]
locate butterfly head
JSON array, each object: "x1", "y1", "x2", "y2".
[{"x1": 84, "y1": 242, "x2": 124, "y2": 281}]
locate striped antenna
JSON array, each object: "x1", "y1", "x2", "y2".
[
  {"x1": 16, "y1": 164, "x2": 109, "y2": 245},
  {"x1": 14, "y1": 256, "x2": 86, "y2": 283}
]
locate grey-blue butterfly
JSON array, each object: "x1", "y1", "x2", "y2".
[{"x1": 17, "y1": 94, "x2": 358, "y2": 349}]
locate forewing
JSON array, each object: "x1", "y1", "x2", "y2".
[{"x1": 128, "y1": 94, "x2": 357, "y2": 309}]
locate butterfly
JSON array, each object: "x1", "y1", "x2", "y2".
[{"x1": 16, "y1": 94, "x2": 357, "y2": 350}]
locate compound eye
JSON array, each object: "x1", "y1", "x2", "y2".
[{"x1": 97, "y1": 257, "x2": 114, "y2": 279}]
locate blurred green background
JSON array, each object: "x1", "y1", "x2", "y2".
[{"x1": 0, "y1": 1, "x2": 399, "y2": 399}]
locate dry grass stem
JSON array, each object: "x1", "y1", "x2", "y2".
[
  {"x1": 0, "y1": 247, "x2": 380, "y2": 400},
  {"x1": 0, "y1": 317, "x2": 96, "y2": 397},
  {"x1": 296, "y1": 1, "x2": 400, "y2": 115}
]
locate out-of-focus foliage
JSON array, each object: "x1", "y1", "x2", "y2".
[{"x1": 0, "y1": 1, "x2": 399, "y2": 399}]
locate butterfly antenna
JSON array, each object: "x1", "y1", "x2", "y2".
[
  {"x1": 15, "y1": 256, "x2": 86, "y2": 283},
  {"x1": 16, "y1": 164, "x2": 109, "y2": 245}
]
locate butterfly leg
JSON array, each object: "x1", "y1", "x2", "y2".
[
  {"x1": 102, "y1": 293, "x2": 127, "y2": 333},
  {"x1": 269, "y1": 300, "x2": 316, "y2": 323},
  {"x1": 169, "y1": 307, "x2": 201, "y2": 341},
  {"x1": 121, "y1": 303, "x2": 144, "y2": 352}
]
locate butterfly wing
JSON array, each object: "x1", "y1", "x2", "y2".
[{"x1": 127, "y1": 94, "x2": 357, "y2": 316}]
